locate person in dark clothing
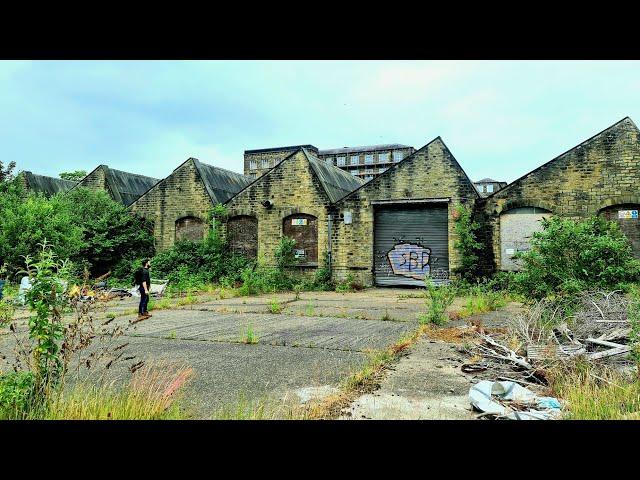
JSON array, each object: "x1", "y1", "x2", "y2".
[{"x1": 137, "y1": 259, "x2": 152, "y2": 321}]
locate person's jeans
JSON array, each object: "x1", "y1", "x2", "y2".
[{"x1": 138, "y1": 288, "x2": 149, "y2": 315}]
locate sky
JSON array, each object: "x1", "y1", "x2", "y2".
[{"x1": 1, "y1": 60, "x2": 638, "y2": 183}]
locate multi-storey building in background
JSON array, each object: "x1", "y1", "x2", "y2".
[
  {"x1": 244, "y1": 143, "x2": 415, "y2": 182},
  {"x1": 243, "y1": 143, "x2": 506, "y2": 191}
]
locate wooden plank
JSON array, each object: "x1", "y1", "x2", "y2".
[{"x1": 587, "y1": 346, "x2": 631, "y2": 360}]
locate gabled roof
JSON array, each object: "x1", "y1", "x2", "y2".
[
  {"x1": 333, "y1": 136, "x2": 479, "y2": 204},
  {"x1": 303, "y1": 148, "x2": 365, "y2": 203},
  {"x1": 22, "y1": 171, "x2": 77, "y2": 197},
  {"x1": 475, "y1": 178, "x2": 502, "y2": 183},
  {"x1": 104, "y1": 167, "x2": 160, "y2": 206},
  {"x1": 192, "y1": 159, "x2": 252, "y2": 204},
  {"x1": 486, "y1": 116, "x2": 639, "y2": 199},
  {"x1": 319, "y1": 144, "x2": 413, "y2": 156}
]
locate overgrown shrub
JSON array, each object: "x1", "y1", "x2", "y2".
[
  {"x1": 512, "y1": 216, "x2": 640, "y2": 299},
  {"x1": 0, "y1": 371, "x2": 35, "y2": 419},
  {"x1": 419, "y1": 278, "x2": 457, "y2": 325}
]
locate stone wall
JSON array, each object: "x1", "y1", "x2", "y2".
[
  {"x1": 244, "y1": 146, "x2": 319, "y2": 180},
  {"x1": 223, "y1": 150, "x2": 332, "y2": 273},
  {"x1": 331, "y1": 137, "x2": 479, "y2": 286},
  {"x1": 129, "y1": 159, "x2": 213, "y2": 251},
  {"x1": 76, "y1": 166, "x2": 108, "y2": 195},
  {"x1": 478, "y1": 117, "x2": 640, "y2": 272}
]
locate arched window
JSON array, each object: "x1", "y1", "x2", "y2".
[
  {"x1": 500, "y1": 206, "x2": 552, "y2": 271},
  {"x1": 175, "y1": 216, "x2": 205, "y2": 242},
  {"x1": 282, "y1": 213, "x2": 318, "y2": 263},
  {"x1": 227, "y1": 215, "x2": 258, "y2": 259}
]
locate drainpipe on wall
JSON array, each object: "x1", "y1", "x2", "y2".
[{"x1": 327, "y1": 212, "x2": 333, "y2": 275}]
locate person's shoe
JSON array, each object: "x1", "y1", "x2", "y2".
[
  {"x1": 144, "y1": 312, "x2": 153, "y2": 318},
  {"x1": 132, "y1": 314, "x2": 147, "y2": 324}
]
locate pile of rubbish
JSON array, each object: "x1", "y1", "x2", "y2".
[{"x1": 463, "y1": 291, "x2": 639, "y2": 420}]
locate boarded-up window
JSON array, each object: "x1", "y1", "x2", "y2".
[
  {"x1": 283, "y1": 214, "x2": 318, "y2": 263},
  {"x1": 227, "y1": 215, "x2": 258, "y2": 259},
  {"x1": 175, "y1": 216, "x2": 205, "y2": 242},
  {"x1": 600, "y1": 204, "x2": 640, "y2": 259},
  {"x1": 500, "y1": 207, "x2": 552, "y2": 271}
]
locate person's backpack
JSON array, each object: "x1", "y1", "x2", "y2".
[{"x1": 133, "y1": 267, "x2": 143, "y2": 286}]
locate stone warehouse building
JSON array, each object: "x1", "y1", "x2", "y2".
[
  {"x1": 222, "y1": 148, "x2": 364, "y2": 269},
  {"x1": 129, "y1": 158, "x2": 251, "y2": 251},
  {"x1": 478, "y1": 116, "x2": 640, "y2": 272},
  {"x1": 70, "y1": 165, "x2": 160, "y2": 207},
  {"x1": 223, "y1": 137, "x2": 478, "y2": 287}
]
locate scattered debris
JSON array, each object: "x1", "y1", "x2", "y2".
[{"x1": 469, "y1": 380, "x2": 562, "y2": 420}]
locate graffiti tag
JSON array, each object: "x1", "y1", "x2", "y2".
[{"x1": 387, "y1": 243, "x2": 431, "y2": 280}]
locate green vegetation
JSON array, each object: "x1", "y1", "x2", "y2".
[
  {"x1": 453, "y1": 203, "x2": 483, "y2": 281},
  {"x1": 59, "y1": 170, "x2": 87, "y2": 181},
  {"x1": 268, "y1": 299, "x2": 283, "y2": 314},
  {"x1": 241, "y1": 325, "x2": 258, "y2": 344},
  {"x1": 511, "y1": 216, "x2": 640, "y2": 299},
  {"x1": 419, "y1": 278, "x2": 457, "y2": 326}
]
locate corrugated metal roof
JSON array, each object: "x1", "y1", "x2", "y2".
[
  {"x1": 318, "y1": 144, "x2": 413, "y2": 156},
  {"x1": 105, "y1": 168, "x2": 160, "y2": 206},
  {"x1": 304, "y1": 149, "x2": 365, "y2": 203},
  {"x1": 23, "y1": 171, "x2": 77, "y2": 197},
  {"x1": 193, "y1": 159, "x2": 253, "y2": 204}
]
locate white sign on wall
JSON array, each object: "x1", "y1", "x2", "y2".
[
  {"x1": 618, "y1": 210, "x2": 639, "y2": 219},
  {"x1": 343, "y1": 211, "x2": 352, "y2": 224},
  {"x1": 294, "y1": 249, "x2": 306, "y2": 258},
  {"x1": 291, "y1": 218, "x2": 308, "y2": 226},
  {"x1": 505, "y1": 248, "x2": 515, "y2": 255}
]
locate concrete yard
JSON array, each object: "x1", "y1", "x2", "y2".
[{"x1": 0, "y1": 288, "x2": 517, "y2": 419}]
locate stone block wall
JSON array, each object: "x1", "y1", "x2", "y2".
[
  {"x1": 129, "y1": 159, "x2": 213, "y2": 251},
  {"x1": 331, "y1": 138, "x2": 479, "y2": 286},
  {"x1": 479, "y1": 117, "x2": 640, "y2": 273}
]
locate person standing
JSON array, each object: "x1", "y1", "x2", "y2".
[{"x1": 136, "y1": 259, "x2": 152, "y2": 321}]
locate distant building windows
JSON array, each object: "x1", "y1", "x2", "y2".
[
  {"x1": 350, "y1": 155, "x2": 359, "y2": 166},
  {"x1": 365, "y1": 154, "x2": 373, "y2": 164},
  {"x1": 393, "y1": 150, "x2": 404, "y2": 162},
  {"x1": 365, "y1": 167, "x2": 373, "y2": 174},
  {"x1": 325, "y1": 157, "x2": 334, "y2": 165},
  {"x1": 364, "y1": 175, "x2": 373, "y2": 181},
  {"x1": 379, "y1": 167, "x2": 388, "y2": 173},
  {"x1": 249, "y1": 160, "x2": 257, "y2": 170},
  {"x1": 351, "y1": 171, "x2": 359, "y2": 176},
  {"x1": 337, "y1": 156, "x2": 346, "y2": 166},
  {"x1": 261, "y1": 159, "x2": 270, "y2": 169},
  {"x1": 378, "y1": 152, "x2": 389, "y2": 163},
  {"x1": 486, "y1": 184, "x2": 494, "y2": 193}
]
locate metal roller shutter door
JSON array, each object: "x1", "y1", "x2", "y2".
[{"x1": 374, "y1": 204, "x2": 449, "y2": 286}]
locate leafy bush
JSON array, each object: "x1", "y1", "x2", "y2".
[
  {"x1": 419, "y1": 278, "x2": 457, "y2": 326},
  {"x1": 512, "y1": 216, "x2": 640, "y2": 299},
  {"x1": 0, "y1": 372, "x2": 35, "y2": 420}
]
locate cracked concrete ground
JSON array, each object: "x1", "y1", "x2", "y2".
[{"x1": 1, "y1": 288, "x2": 518, "y2": 419}]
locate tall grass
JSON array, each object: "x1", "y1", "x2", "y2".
[{"x1": 31, "y1": 364, "x2": 193, "y2": 420}]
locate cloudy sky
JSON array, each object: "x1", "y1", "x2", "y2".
[{"x1": 1, "y1": 60, "x2": 638, "y2": 183}]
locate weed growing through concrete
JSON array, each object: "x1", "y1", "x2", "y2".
[
  {"x1": 381, "y1": 310, "x2": 394, "y2": 321},
  {"x1": 268, "y1": 299, "x2": 283, "y2": 314},
  {"x1": 241, "y1": 325, "x2": 258, "y2": 344},
  {"x1": 166, "y1": 330, "x2": 177, "y2": 340},
  {"x1": 305, "y1": 303, "x2": 315, "y2": 316},
  {"x1": 420, "y1": 278, "x2": 457, "y2": 326}
]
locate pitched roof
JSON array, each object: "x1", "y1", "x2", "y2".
[
  {"x1": 103, "y1": 167, "x2": 160, "y2": 206},
  {"x1": 475, "y1": 177, "x2": 502, "y2": 183},
  {"x1": 22, "y1": 171, "x2": 77, "y2": 197},
  {"x1": 192, "y1": 159, "x2": 253, "y2": 204},
  {"x1": 318, "y1": 144, "x2": 413, "y2": 156},
  {"x1": 303, "y1": 148, "x2": 365, "y2": 203},
  {"x1": 486, "y1": 116, "x2": 638, "y2": 198}
]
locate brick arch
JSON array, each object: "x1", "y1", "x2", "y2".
[
  {"x1": 493, "y1": 198, "x2": 555, "y2": 216},
  {"x1": 597, "y1": 195, "x2": 640, "y2": 214}
]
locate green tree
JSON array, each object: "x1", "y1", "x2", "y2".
[
  {"x1": 61, "y1": 187, "x2": 155, "y2": 277},
  {"x1": 0, "y1": 160, "x2": 16, "y2": 183},
  {"x1": 59, "y1": 170, "x2": 87, "y2": 181},
  {"x1": 453, "y1": 203, "x2": 483, "y2": 280},
  {"x1": 0, "y1": 190, "x2": 83, "y2": 275}
]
